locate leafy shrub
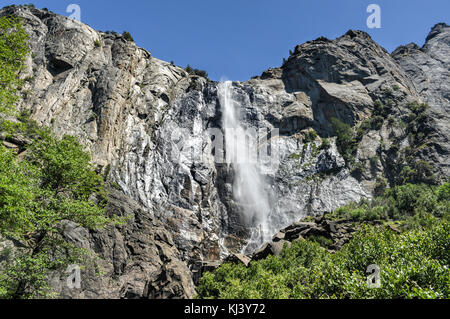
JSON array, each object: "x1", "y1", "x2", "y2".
[
  {"x1": 0, "y1": 15, "x2": 29, "y2": 114},
  {"x1": 374, "y1": 177, "x2": 387, "y2": 196},
  {"x1": 185, "y1": 64, "x2": 209, "y2": 78},
  {"x1": 373, "y1": 100, "x2": 386, "y2": 117},
  {"x1": 408, "y1": 101, "x2": 429, "y2": 115},
  {"x1": 0, "y1": 17, "x2": 116, "y2": 298},
  {"x1": 436, "y1": 182, "x2": 450, "y2": 202},
  {"x1": 370, "y1": 116, "x2": 384, "y2": 130},
  {"x1": 0, "y1": 131, "x2": 116, "y2": 298},
  {"x1": 197, "y1": 220, "x2": 449, "y2": 299},
  {"x1": 369, "y1": 156, "x2": 379, "y2": 168},
  {"x1": 308, "y1": 234, "x2": 333, "y2": 248},
  {"x1": 319, "y1": 138, "x2": 331, "y2": 151},
  {"x1": 331, "y1": 117, "x2": 358, "y2": 164},
  {"x1": 196, "y1": 182, "x2": 450, "y2": 299},
  {"x1": 332, "y1": 183, "x2": 448, "y2": 223},
  {"x1": 398, "y1": 160, "x2": 437, "y2": 185},
  {"x1": 122, "y1": 31, "x2": 134, "y2": 42},
  {"x1": 359, "y1": 116, "x2": 384, "y2": 132},
  {"x1": 303, "y1": 129, "x2": 317, "y2": 143},
  {"x1": 351, "y1": 161, "x2": 366, "y2": 178}
]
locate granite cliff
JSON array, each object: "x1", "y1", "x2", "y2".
[{"x1": 0, "y1": 5, "x2": 448, "y2": 298}]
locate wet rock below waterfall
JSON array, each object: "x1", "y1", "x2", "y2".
[{"x1": 222, "y1": 215, "x2": 358, "y2": 267}]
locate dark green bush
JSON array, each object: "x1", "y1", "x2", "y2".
[
  {"x1": 408, "y1": 101, "x2": 429, "y2": 115},
  {"x1": 373, "y1": 100, "x2": 386, "y2": 117},
  {"x1": 319, "y1": 138, "x2": 331, "y2": 150},
  {"x1": 122, "y1": 31, "x2": 134, "y2": 42},
  {"x1": 331, "y1": 117, "x2": 358, "y2": 164},
  {"x1": 197, "y1": 220, "x2": 449, "y2": 299},
  {"x1": 303, "y1": 130, "x2": 317, "y2": 143},
  {"x1": 185, "y1": 64, "x2": 208, "y2": 78},
  {"x1": 374, "y1": 177, "x2": 387, "y2": 196},
  {"x1": 398, "y1": 160, "x2": 437, "y2": 185},
  {"x1": 197, "y1": 182, "x2": 449, "y2": 299},
  {"x1": 333, "y1": 182, "x2": 449, "y2": 222},
  {"x1": 0, "y1": 18, "x2": 116, "y2": 298},
  {"x1": 351, "y1": 161, "x2": 366, "y2": 178},
  {"x1": 0, "y1": 131, "x2": 115, "y2": 298},
  {"x1": 0, "y1": 15, "x2": 29, "y2": 114}
]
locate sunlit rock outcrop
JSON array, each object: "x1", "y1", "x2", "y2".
[{"x1": 1, "y1": 5, "x2": 448, "y2": 298}]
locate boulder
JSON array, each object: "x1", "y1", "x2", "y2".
[
  {"x1": 224, "y1": 253, "x2": 251, "y2": 267},
  {"x1": 144, "y1": 260, "x2": 196, "y2": 299},
  {"x1": 252, "y1": 243, "x2": 273, "y2": 261},
  {"x1": 271, "y1": 240, "x2": 291, "y2": 256},
  {"x1": 272, "y1": 231, "x2": 285, "y2": 242}
]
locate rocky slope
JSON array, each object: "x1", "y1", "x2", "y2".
[
  {"x1": 0, "y1": 5, "x2": 448, "y2": 298},
  {"x1": 392, "y1": 23, "x2": 450, "y2": 175}
]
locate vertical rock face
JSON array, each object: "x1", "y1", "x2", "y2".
[
  {"x1": 392, "y1": 23, "x2": 450, "y2": 175},
  {"x1": 1, "y1": 5, "x2": 448, "y2": 298}
]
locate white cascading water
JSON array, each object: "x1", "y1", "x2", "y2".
[{"x1": 218, "y1": 81, "x2": 272, "y2": 253}]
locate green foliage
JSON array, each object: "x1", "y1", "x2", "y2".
[
  {"x1": 385, "y1": 100, "x2": 437, "y2": 186},
  {"x1": 319, "y1": 138, "x2": 331, "y2": 151},
  {"x1": 330, "y1": 183, "x2": 449, "y2": 224},
  {"x1": 370, "y1": 115, "x2": 384, "y2": 130},
  {"x1": 407, "y1": 101, "x2": 429, "y2": 115},
  {"x1": 387, "y1": 115, "x2": 395, "y2": 124},
  {"x1": 0, "y1": 15, "x2": 29, "y2": 114},
  {"x1": 185, "y1": 64, "x2": 209, "y2": 78},
  {"x1": 303, "y1": 129, "x2": 317, "y2": 143},
  {"x1": 197, "y1": 184, "x2": 449, "y2": 298},
  {"x1": 350, "y1": 161, "x2": 366, "y2": 178},
  {"x1": 122, "y1": 31, "x2": 134, "y2": 42},
  {"x1": 373, "y1": 99, "x2": 392, "y2": 118},
  {"x1": 436, "y1": 182, "x2": 450, "y2": 202},
  {"x1": 27, "y1": 133, "x2": 105, "y2": 202},
  {"x1": 0, "y1": 130, "x2": 115, "y2": 298},
  {"x1": 398, "y1": 160, "x2": 437, "y2": 185},
  {"x1": 331, "y1": 117, "x2": 358, "y2": 164},
  {"x1": 93, "y1": 39, "x2": 101, "y2": 48},
  {"x1": 198, "y1": 222, "x2": 449, "y2": 299},
  {"x1": 0, "y1": 238, "x2": 91, "y2": 299},
  {"x1": 374, "y1": 177, "x2": 387, "y2": 196},
  {"x1": 359, "y1": 115, "x2": 384, "y2": 134},
  {"x1": 369, "y1": 156, "x2": 379, "y2": 170},
  {"x1": 308, "y1": 234, "x2": 333, "y2": 249},
  {"x1": 0, "y1": 17, "x2": 116, "y2": 298}
]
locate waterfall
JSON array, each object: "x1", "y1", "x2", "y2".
[{"x1": 218, "y1": 81, "x2": 273, "y2": 253}]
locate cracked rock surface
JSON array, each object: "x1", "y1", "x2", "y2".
[{"x1": 0, "y1": 6, "x2": 448, "y2": 298}]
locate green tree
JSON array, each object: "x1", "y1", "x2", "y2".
[
  {"x1": 27, "y1": 133, "x2": 105, "y2": 202},
  {"x1": 197, "y1": 182, "x2": 450, "y2": 299},
  {"x1": 0, "y1": 15, "x2": 29, "y2": 114},
  {"x1": 331, "y1": 117, "x2": 357, "y2": 164},
  {"x1": 122, "y1": 31, "x2": 134, "y2": 42},
  {"x1": 0, "y1": 13, "x2": 117, "y2": 299},
  {"x1": 0, "y1": 133, "x2": 112, "y2": 298}
]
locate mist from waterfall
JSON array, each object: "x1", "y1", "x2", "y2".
[{"x1": 218, "y1": 81, "x2": 272, "y2": 253}]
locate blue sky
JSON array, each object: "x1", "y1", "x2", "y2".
[{"x1": 2, "y1": 0, "x2": 449, "y2": 81}]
